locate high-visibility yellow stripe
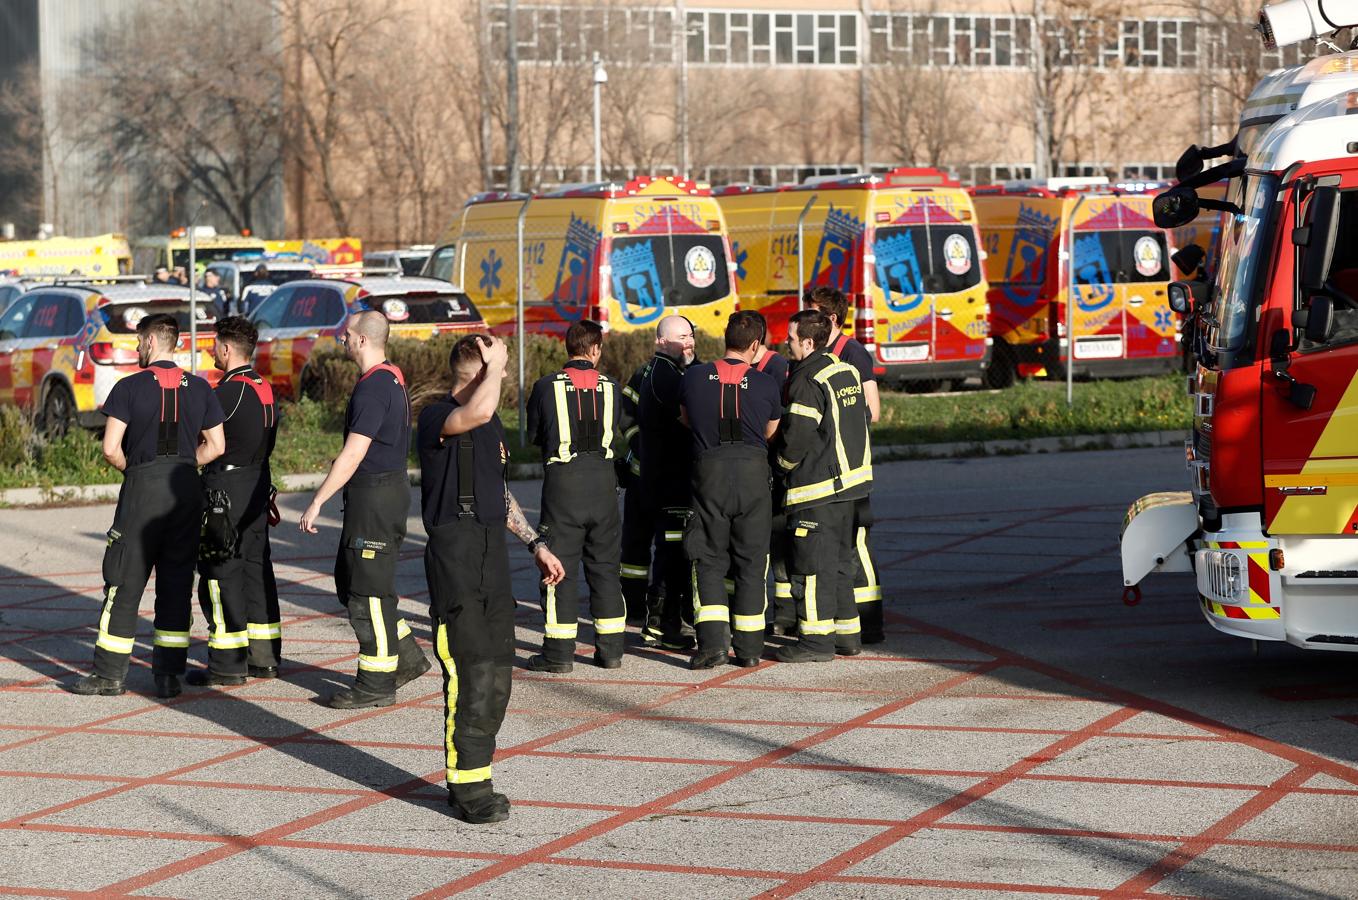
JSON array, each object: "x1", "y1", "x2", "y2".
[
  {"x1": 369, "y1": 597, "x2": 389, "y2": 660},
  {"x1": 358, "y1": 653, "x2": 398, "y2": 672},
  {"x1": 396, "y1": 618, "x2": 412, "y2": 639},
  {"x1": 247, "y1": 622, "x2": 282, "y2": 639},
  {"x1": 695, "y1": 605, "x2": 729, "y2": 624},
  {"x1": 623, "y1": 385, "x2": 639, "y2": 402},
  {"x1": 799, "y1": 620, "x2": 836, "y2": 635},
  {"x1": 551, "y1": 380, "x2": 572, "y2": 464},
  {"x1": 620, "y1": 564, "x2": 649, "y2": 579},
  {"x1": 543, "y1": 583, "x2": 577, "y2": 639},
  {"x1": 788, "y1": 402, "x2": 821, "y2": 423},
  {"x1": 855, "y1": 526, "x2": 879, "y2": 601},
  {"x1": 448, "y1": 764, "x2": 493, "y2": 784},
  {"x1": 854, "y1": 586, "x2": 882, "y2": 602},
  {"x1": 601, "y1": 379, "x2": 616, "y2": 457},
  {"x1": 835, "y1": 617, "x2": 861, "y2": 635},
  {"x1": 805, "y1": 573, "x2": 821, "y2": 628},
  {"x1": 436, "y1": 622, "x2": 459, "y2": 775},
  {"x1": 96, "y1": 589, "x2": 131, "y2": 653},
  {"x1": 208, "y1": 579, "x2": 225, "y2": 642},
  {"x1": 664, "y1": 531, "x2": 684, "y2": 541},
  {"x1": 594, "y1": 615, "x2": 626, "y2": 634},
  {"x1": 785, "y1": 465, "x2": 872, "y2": 506},
  {"x1": 774, "y1": 581, "x2": 793, "y2": 599},
  {"x1": 208, "y1": 631, "x2": 249, "y2": 650},
  {"x1": 153, "y1": 630, "x2": 190, "y2": 648},
  {"x1": 732, "y1": 614, "x2": 765, "y2": 631}
]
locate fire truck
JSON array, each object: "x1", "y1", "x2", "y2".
[
  {"x1": 970, "y1": 180, "x2": 1180, "y2": 387},
  {"x1": 1120, "y1": 16, "x2": 1358, "y2": 650}
]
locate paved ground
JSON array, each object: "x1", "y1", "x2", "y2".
[{"x1": 1, "y1": 447, "x2": 1357, "y2": 898}]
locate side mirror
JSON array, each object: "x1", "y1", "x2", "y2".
[
  {"x1": 1167, "y1": 281, "x2": 1194, "y2": 314},
  {"x1": 1305, "y1": 295, "x2": 1336, "y2": 344},
  {"x1": 1299, "y1": 186, "x2": 1342, "y2": 292},
  {"x1": 1153, "y1": 188, "x2": 1200, "y2": 229}
]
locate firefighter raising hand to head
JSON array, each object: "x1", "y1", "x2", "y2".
[
  {"x1": 417, "y1": 333, "x2": 563, "y2": 825},
  {"x1": 301, "y1": 310, "x2": 431, "y2": 709}
]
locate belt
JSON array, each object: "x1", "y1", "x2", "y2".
[{"x1": 206, "y1": 462, "x2": 262, "y2": 473}]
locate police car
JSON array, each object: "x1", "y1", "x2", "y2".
[
  {"x1": 0, "y1": 279, "x2": 218, "y2": 433},
  {"x1": 249, "y1": 275, "x2": 484, "y2": 399}
]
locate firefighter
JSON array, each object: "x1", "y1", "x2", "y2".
[
  {"x1": 524, "y1": 320, "x2": 626, "y2": 672},
  {"x1": 775, "y1": 308, "x2": 874, "y2": 662},
  {"x1": 805, "y1": 286, "x2": 883, "y2": 645},
  {"x1": 189, "y1": 316, "x2": 281, "y2": 686},
  {"x1": 300, "y1": 310, "x2": 430, "y2": 708},
  {"x1": 747, "y1": 317, "x2": 795, "y2": 635},
  {"x1": 69, "y1": 313, "x2": 226, "y2": 698},
  {"x1": 418, "y1": 334, "x2": 565, "y2": 823},
  {"x1": 637, "y1": 314, "x2": 697, "y2": 650},
  {"x1": 616, "y1": 358, "x2": 650, "y2": 623},
  {"x1": 682, "y1": 311, "x2": 783, "y2": 669}
]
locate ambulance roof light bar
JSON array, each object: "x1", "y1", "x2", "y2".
[
  {"x1": 798, "y1": 167, "x2": 958, "y2": 190},
  {"x1": 465, "y1": 191, "x2": 532, "y2": 207},
  {"x1": 538, "y1": 175, "x2": 711, "y2": 199}
]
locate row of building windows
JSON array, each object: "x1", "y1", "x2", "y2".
[
  {"x1": 489, "y1": 5, "x2": 1310, "y2": 70},
  {"x1": 489, "y1": 162, "x2": 1177, "y2": 191}
]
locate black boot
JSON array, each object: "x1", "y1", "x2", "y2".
[
  {"x1": 689, "y1": 648, "x2": 726, "y2": 670},
  {"x1": 154, "y1": 674, "x2": 182, "y2": 698},
  {"x1": 775, "y1": 643, "x2": 834, "y2": 664},
  {"x1": 526, "y1": 654, "x2": 573, "y2": 674},
  {"x1": 67, "y1": 674, "x2": 125, "y2": 696},
  {"x1": 448, "y1": 781, "x2": 511, "y2": 824},
  {"x1": 327, "y1": 685, "x2": 395, "y2": 709},
  {"x1": 395, "y1": 637, "x2": 432, "y2": 689},
  {"x1": 186, "y1": 669, "x2": 247, "y2": 687}
]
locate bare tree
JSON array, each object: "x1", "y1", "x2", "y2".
[
  {"x1": 868, "y1": 62, "x2": 976, "y2": 168},
  {"x1": 0, "y1": 64, "x2": 49, "y2": 228}
]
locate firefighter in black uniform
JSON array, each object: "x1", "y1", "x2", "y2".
[
  {"x1": 746, "y1": 318, "x2": 795, "y2": 635},
  {"x1": 616, "y1": 359, "x2": 650, "y2": 622},
  {"x1": 418, "y1": 334, "x2": 565, "y2": 824},
  {"x1": 681, "y1": 311, "x2": 783, "y2": 669},
  {"x1": 775, "y1": 309, "x2": 874, "y2": 662},
  {"x1": 807, "y1": 286, "x2": 883, "y2": 644},
  {"x1": 189, "y1": 316, "x2": 281, "y2": 686},
  {"x1": 301, "y1": 310, "x2": 430, "y2": 708},
  {"x1": 637, "y1": 314, "x2": 697, "y2": 650},
  {"x1": 525, "y1": 320, "x2": 626, "y2": 672},
  {"x1": 69, "y1": 313, "x2": 226, "y2": 698}
]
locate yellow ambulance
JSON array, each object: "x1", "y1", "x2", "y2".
[
  {"x1": 434, "y1": 175, "x2": 738, "y2": 337},
  {"x1": 0, "y1": 234, "x2": 132, "y2": 278},
  {"x1": 717, "y1": 168, "x2": 991, "y2": 387},
  {"x1": 970, "y1": 180, "x2": 1179, "y2": 387}
]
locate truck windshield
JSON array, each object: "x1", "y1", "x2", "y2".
[
  {"x1": 873, "y1": 225, "x2": 982, "y2": 296},
  {"x1": 609, "y1": 234, "x2": 730, "y2": 308},
  {"x1": 1211, "y1": 174, "x2": 1281, "y2": 353}
]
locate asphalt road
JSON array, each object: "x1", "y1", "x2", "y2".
[{"x1": 0, "y1": 446, "x2": 1355, "y2": 898}]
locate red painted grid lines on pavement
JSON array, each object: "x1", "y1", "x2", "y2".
[
  {"x1": 407, "y1": 660, "x2": 1007, "y2": 899},
  {"x1": 84, "y1": 663, "x2": 773, "y2": 895}
]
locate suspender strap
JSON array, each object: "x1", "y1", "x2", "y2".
[
  {"x1": 832, "y1": 334, "x2": 849, "y2": 357},
  {"x1": 360, "y1": 360, "x2": 410, "y2": 424},
  {"x1": 455, "y1": 436, "x2": 476, "y2": 517},
  {"x1": 151, "y1": 366, "x2": 184, "y2": 457},
  {"x1": 714, "y1": 360, "x2": 750, "y2": 445},
  {"x1": 229, "y1": 371, "x2": 277, "y2": 465},
  {"x1": 754, "y1": 352, "x2": 773, "y2": 372},
  {"x1": 562, "y1": 366, "x2": 604, "y2": 454}
]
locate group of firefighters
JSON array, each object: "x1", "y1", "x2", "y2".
[{"x1": 65, "y1": 285, "x2": 881, "y2": 825}]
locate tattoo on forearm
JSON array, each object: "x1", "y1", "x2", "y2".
[{"x1": 505, "y1": 487, "x2": 537, "y2": 546}]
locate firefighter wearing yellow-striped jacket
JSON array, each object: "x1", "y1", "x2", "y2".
[
  {"x1": 774, "y1": 308, "x2": 873, "y2": 663},
  {"x1": 525, "y1": 320, "x2": 627, "y2": 672}
]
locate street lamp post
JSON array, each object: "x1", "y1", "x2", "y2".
[{"x1": 592, "y1": 52, "x2": 608, "y2": 182}]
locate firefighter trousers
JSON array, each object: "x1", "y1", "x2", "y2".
[
  {"x1": 786, "y1": 499, "x2": 859, "y2": 654},
  {"x1": 93, "y1": 458, "x2": 203, "y2": 680},
  {"x1": 426, "y1": 517, "x2": 514, "y2": 786},
  {"x1": 198, "y1": 465, "x2": 271, "y2": 676},
  {"x1": 646, "y1": 498, "x2": 693, "y2": 643},
  {"x1": 852, "y1": 496, "x2": 883, "y2": 641},
  {"x1": 687, "y1": 450, "x2": 771, "y2": 659},
  {"x1": 538, "y1": 460, "x2": 626, "y2": 663},
  {"x1": 334, "y1": 471, "x2": 419, "y2": 694},
  {"x1": 618, "y1": 473, "x2": 652, "y2": 621}
]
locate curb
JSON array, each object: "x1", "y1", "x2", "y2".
[{"x1": 0, "y1": 431, "x2": 1188, "y2": 508}]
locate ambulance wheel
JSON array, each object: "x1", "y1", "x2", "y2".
[
  {"x1": 985, "y1": 345, "x2": 1016, "y2": 389},
  {"x1": 41, "y1": 383, "x2": 74, "y2": 438}
]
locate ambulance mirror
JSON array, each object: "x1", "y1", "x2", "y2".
[
  {"x1": 1153, "y1": 189, "x2": 1199, "y2": 229},
  {"x1": 1167, "y1": 281, "x2": 1193, "y2": 314},
  {"x1": 1300, "y1": 186, "x2": 1341, "y2": 292}
]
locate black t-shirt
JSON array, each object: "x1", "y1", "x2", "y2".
[
  {"x1": 215, "y1": 366, "x2": 276, "y2": 467},
  {"x1": 680, "y1": 357, "x2": 783, "y2": 454},
  {"x1": 101, "y1": 362, "x2": 225, "y2": 467},
  {"x1": 832, "y1": 334, "x2": 876, "y2": 384},
  {"x1": 346, "y1": 361, "x2": 410, "y2": 476},
  {"x1": 417, "y1": 397, "x2": 508, "y2": 529},
  {"x1": 754, "y1": 350, "x2": 789, "y2": 392}
]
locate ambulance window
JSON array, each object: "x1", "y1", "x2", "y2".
[
  {"x1": 1072, "y1": 231, "x2": 1169, "y2": 285},
  {"x1": 0, "y1": 295, "x2": 36, "y2": 341},
  {"x1": 609, "y1": 234, "x2": 731, "y2": 311},
  {"x1": 873, "y1": 225, "x2": 982, "y2": 297},
  {"x1": 424, "y1": 245, "x2": 457, "y2": 282}
]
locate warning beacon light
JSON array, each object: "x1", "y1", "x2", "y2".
[{"x1": 1257, "y1": 0, "x2": 1358, "y2": 49}]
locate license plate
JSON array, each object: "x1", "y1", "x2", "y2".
[
  {"x1": 1074, "y1": 336, "x2": 1123, "y2": 360},
  {"x1": 880, "y1": 343, "x2": 930, "y2": 363}
]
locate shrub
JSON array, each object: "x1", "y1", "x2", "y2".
[{"x1": 598, "y1": 328, "x2": 725, "y2": 383}]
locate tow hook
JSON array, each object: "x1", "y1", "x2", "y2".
[{"x1": 1121, "y1": 584, "x2": 1142, "y2": 606}]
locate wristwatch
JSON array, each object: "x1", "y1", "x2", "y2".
[{"x1": 528, "y1": 536, "x2": 547, "y2": 553}]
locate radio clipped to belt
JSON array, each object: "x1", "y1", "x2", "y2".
[{"x1": 200, "y1": 488, "x2": 238, "y2": 562}]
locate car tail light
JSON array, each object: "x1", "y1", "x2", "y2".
[
  {"x1": 854, "y1": 291, "x2": 876, "y2": 350},
  {"x1": 90, "y1": 342, "x2": 138, "y2": 365}
]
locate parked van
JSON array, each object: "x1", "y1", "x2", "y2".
[
  {"x1": 717, "y1": 168, "x2": 990, "y2": 387},
  {"x1": 432, "y1": 175, "x2": 738, "y2": 337},
  {"x1": 970, "y1": 180, "x2": 1179, "y2": 386}
]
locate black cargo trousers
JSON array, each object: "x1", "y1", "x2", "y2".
[
  {"x1": 538, "y1": 457, "x2": 626, "y2": 665},
  {"x1": 93, "y1": 458, "x2": 202, "y2": 679},
  {"x1": 618, "y1": 464, "x2": 653, "y2": 621},
  {"x1": 687, "y1": 447, "x2": 772, "y2": 660},
  {"x1": 426, "y1": 517, "x2": 514, "y2": 791},
  {"x1": 197, "y1": 464, "x2": 271, "y2": 676},
  {"x1": 786, "y1": 499, "x2": 859, "y2": 655},
  {"x1": 334, "y1": 470, "x2": 423, "y2": 694}
]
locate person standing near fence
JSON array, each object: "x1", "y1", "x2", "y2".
[{"x1": 300, "y1": 310, "x2": 430, "y2": 708}]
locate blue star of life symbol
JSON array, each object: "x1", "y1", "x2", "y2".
[
  {"x1": 732, "y1": 242, "x2": 748, "y2": 281},
  {"x1": 1155, "y1": 308, "x2": 1173, "y2": 329},
  {"x1": 480, "y1": 249, "x2": 503, "y2": 298}
]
